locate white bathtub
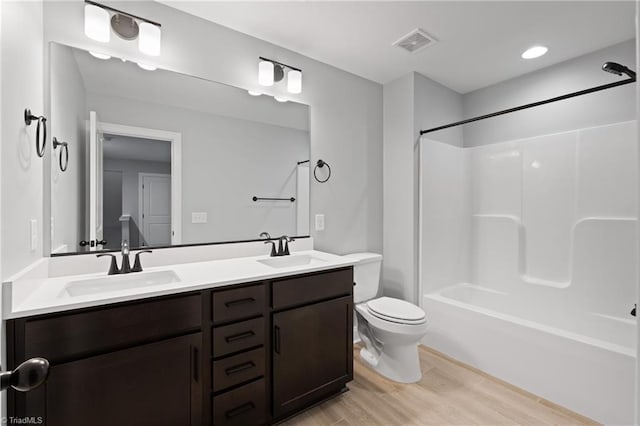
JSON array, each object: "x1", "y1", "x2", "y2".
[{"x1": 423, "y1": 283, "x2": 636, "y2": 425}]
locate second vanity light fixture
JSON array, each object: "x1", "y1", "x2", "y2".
[
  {"x1": 84, "y1": 0, "x2": 161, "y2": 56},
  {"x1": 258, "y1": 57, "x2": 303, "y2": 94}
]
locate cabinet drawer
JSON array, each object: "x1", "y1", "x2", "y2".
[
  {"x1": 272, "y1": 268, "x2": 353, "y2": 310},
  {"x1": 213, "y1": 317, "x2": 264, "y2": 358},
  {"x1": 213, "y1": 378, "x2": 266, "y2": 426},
  {"x1": 213, "y1": 347, "x2": 265, "y2": 392},
  {"x1": 212, "y1": 284, "x2": 265, "y2": 324},
  {"x1": 23, "y1": 294, "x2": 202, "y2": 362}
]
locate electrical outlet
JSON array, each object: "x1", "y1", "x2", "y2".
[
  {"x1": 191, "y1": 212, "x2": 208, "y2": 224},
  {"x1": 315, "y1": 214, "x2": 325, "y2": 231},
  {"x1": 30, "y1": 219, "x2": 38, "y2": 251}
]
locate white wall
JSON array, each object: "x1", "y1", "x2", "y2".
[
  {"x1": 49, "y1": 43, "x2": 86, "y2": 253},
  {"x1": 89, "y1": 93, "x2": 309, "y2": 243},
  {"x1": 463, "y1": 40, "x2": 636, "y2": 147},
  {"x1": 383, "y1": 72, "x2": 463, "y2": 302},
  {"x1": 1, "y1": 1, "x2": 44, "y2": 279},
  {"x1": 43, "y1": 0, "x2": 383, "y2": 257}
]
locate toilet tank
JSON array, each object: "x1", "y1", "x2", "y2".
[{"x1": 345, "y1": 253, "x2": 383, "y2": 303}]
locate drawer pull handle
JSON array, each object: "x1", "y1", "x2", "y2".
[
  {"x1": 226, "y1": 402, "x2": 255, "y2": 419},
  {"x1": 225, "y1": 361, "x2": 255, "y2": 376},
  {"x1": 225, "y1": 297, "x2": 256, "y2": 307},
  {"x1": 225, "y1": 330, "x2": 255, "y2": 343}
]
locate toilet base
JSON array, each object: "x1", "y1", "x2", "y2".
[{"x1": 359, "y1": 342, "x2": 422, "y2": 383}]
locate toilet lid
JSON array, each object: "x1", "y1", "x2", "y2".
[{"x1": 366, "y1": 297, "x2": 426, "y2": 324}]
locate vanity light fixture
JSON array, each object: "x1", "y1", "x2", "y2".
[
  {"x1": 521, "y1": 45, "x2": 548, "y2": 59},
  {"x1": 258, "y1": 56, "x2": 303, "y2": 94},
  {"x1": 84, "y1": 1, "x2": 162, "y2": 56},
  {"x1": 89, "y1": 51, "x2": 111, "y2": 60}
]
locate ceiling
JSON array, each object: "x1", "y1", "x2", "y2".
[
  {"x1": 103, "y1": 135, "x2": 171, "y2": 163},
  {"x1": 161, "y1": 1, "x2": 636, "y2": 93}
]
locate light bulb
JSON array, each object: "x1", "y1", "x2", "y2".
[
  {"x1": 84, "y1": 4, "x2": 110, "y2": 43},
  {"x1": 259, "y1": 60, "x2": 274, "y2": 86},
  {"x1": 139, "y1": 22, "x2": 161, "y2": 56},
  {"x1": 287, "y1": 70, "x2": 302, "y2": 94}
]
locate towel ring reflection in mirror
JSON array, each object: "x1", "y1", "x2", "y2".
[
  {"x1": 52, "y1": 137, "x2": 69, "y2": 172},
  {"x1": 313, "y1": 159, "x2": 331, "y2": 183},
  {"x1": 24, "y1": 108, "x2": 47, "y2": 158}
]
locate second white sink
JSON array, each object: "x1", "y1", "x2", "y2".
[
  {"x1": 258, "y1": 254, "x2": 326, "y2": 269},
  {"x1": 62, "y1": 270, "x2": 181, "y2": 297}
]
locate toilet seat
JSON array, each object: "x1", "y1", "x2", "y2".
[{"x1": 366, "y1": 297, "x2": 426, "y2": 325}]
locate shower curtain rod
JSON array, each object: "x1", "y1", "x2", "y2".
[{"x1": 419, "y1": 77, "x2": 635, "y2": 136}]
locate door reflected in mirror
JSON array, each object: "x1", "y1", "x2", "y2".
[{"x1": 49, "y1": 43, "x2": 310, "y2": 255}]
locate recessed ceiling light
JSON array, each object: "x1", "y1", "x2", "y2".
[
  {"x1": 248, "y1": 90, "x2": 262, "y2": 96},
  {"x1": 137, "y1": 62, "x2": 157, "y2": 71},
  {"x1": 521, "y1": 46, "x2": 548, "y2": 59},
  {"x1": 89, "y1": 51, "x2": 111, "y2": 60}
]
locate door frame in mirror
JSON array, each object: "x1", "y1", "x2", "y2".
[{"x1": 98, "y1": 121, "x2": 182, "y2": 246}]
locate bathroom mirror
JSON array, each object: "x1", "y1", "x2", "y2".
[{"x1": 48, "y1": 42, "x2": 310, "y2": 255}]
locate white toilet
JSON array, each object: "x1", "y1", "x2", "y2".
[{"x1": 347, "y1": 253, "x2": 428, "y2": 383}]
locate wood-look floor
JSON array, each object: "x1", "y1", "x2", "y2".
[{"x1": 283, "y1": 345, "x2": 599, "y2": 426}]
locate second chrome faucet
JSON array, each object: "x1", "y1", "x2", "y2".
[{"x1": 97, "y1": 240, "x2": 153, "y2": 275}]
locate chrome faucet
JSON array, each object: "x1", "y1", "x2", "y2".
[{"x1": 96, "y1": 240, "x2": 153, "y2": 275}]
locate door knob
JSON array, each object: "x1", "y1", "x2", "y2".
[{"x1": 0, "y1": 358, "x2": 50, "y2": 392}]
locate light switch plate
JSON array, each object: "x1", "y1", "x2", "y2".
[
  {"x1": 30, "y1": 219, "x2": 38, "y2": 251},
  {"x1": 191, "y1": 212, "x2": 208, "y2": 224},
  {"x1": 315, "y1": 214, "x2": 325, "y2": 231}
]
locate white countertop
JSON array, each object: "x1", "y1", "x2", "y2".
[{"x1": 4, "y1": 250, "x2": 357, "y2": 319}]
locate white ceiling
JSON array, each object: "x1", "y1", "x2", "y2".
[
  {"x1": 161, "y1": 1, "x2": 636, "y2": 93},
  {"x1": 103, "y1": 135, "x2": 172, "y2": 163}
]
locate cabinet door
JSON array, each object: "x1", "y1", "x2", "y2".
[
  {"x1": 272, "y1": 296, "x2": 353, "y2": 418},
  {"x1": 42, "y1": 333, "x2": 202, "y2": 426}
]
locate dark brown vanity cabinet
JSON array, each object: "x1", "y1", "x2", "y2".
[
  {"x1": 271, "y1": 268, "x2": 354, "y2": 420},
  {"x1": 6, "y1": 293, "x2": 205, "y2": 426},
  {"x1": 6, "y1": 266, "x2": 353, "y2": 426}
]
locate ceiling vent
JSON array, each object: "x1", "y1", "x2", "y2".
[{"x1": 393, "y1": 29, "x2": 437, "y2": 54}]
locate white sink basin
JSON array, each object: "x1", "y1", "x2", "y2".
[
  {"x1": 258, "y1": 254, "x2": 326, "y2": 269},
  {"x1": 62, "y1": 270, "x2": 181, "y2": 297}
]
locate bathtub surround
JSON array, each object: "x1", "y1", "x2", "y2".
[{"x1": 420, "y1": 120, "x2": 638, "y2": 424}]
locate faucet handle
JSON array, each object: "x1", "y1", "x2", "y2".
[
  {"x1": 97, "y1": 254, "x2": 120, "y2": 275},
  {"x1": 132, "y1": 250, "x2": 153, "y2": 273}
]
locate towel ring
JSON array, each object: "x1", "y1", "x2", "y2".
[
  {"x1": 24, "y1": 109, "x2": 47, "y2": 158},
  {"x1": 52, "y1": 137, "x2": 69, "y2": 172},
  {"x1": 313, "y1": 159, "x2": 331, "y2": 183}
]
